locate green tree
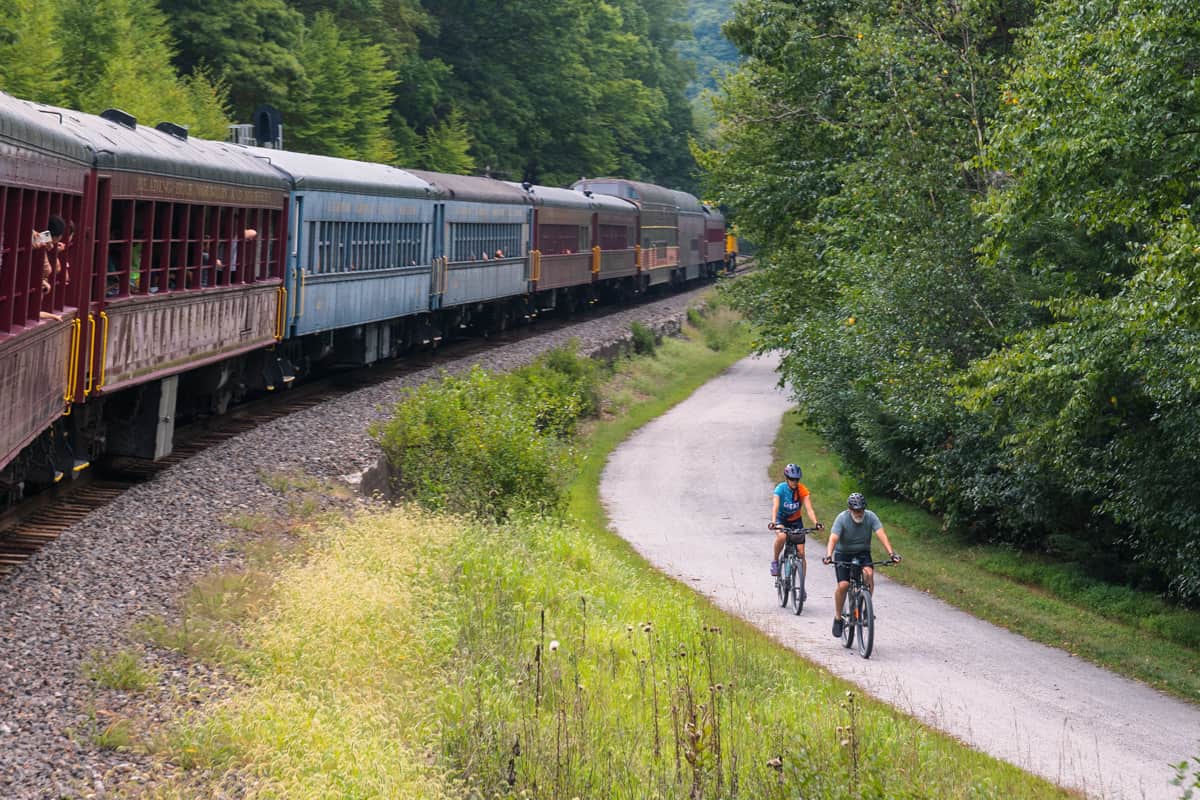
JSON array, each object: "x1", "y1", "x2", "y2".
[
  {"x1": 158, "y1": 0, "x2": 304, "y2": 119},
  {"x1": 0, "y1": 0, "x2": 63, "y2": 102},
  {"x1": 288, "y1": 12, "x2": 396, "y2": 162},
  {"x1": 415, "y1": 0, "x2": 695, "y2": 186},
  {"x1": 419, "y1": 106, "x2": 474, "y2": 173},
  {"x1": 53, "y1": 0, "x2": 229, "y2": 138},
  {"x1": 958, "y1": 0, "x2": 1200, "y2": 599}
]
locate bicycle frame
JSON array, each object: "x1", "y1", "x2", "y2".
[
  {"x1": 831, "y1": 557, "x2": 896, "y2": 659},
  {"x1": 774, "y1": 526, "x2": 814, "y2": 615}
]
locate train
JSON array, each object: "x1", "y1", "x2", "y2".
[{"x1": 0, "y1": 92, "x2": 730, "y2": 504}]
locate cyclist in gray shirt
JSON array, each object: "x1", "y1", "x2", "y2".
[{"x1": 822, "y1": 492, "x2": 900, "y2": 638}]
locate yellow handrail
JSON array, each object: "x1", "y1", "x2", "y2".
[
  {"x1": 531, "y1": 250, "x2": 541, "y2": 283},
  {"x1": 63, "y1": 317, "x2": 82, "y2": 411},
  {"x1": 97, "y1": 311, "x2": 110, "y2": 391},
  {"x1": 635, "y1": 244, "x2": 642, "y2": 272},
  {"x1": 83, "y1": 313, "x2": 97, "y2": 396},
  {"x1": 275, "y1": 285, "x2": 287, "y2": 340},
  {"x1": 592, "y1": 245, "x2": 600, "y2": 275}
]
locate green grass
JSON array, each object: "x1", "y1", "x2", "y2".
[
  {"x1": 773, "y1": 414, "x2": 1200, "y2": 703},
  {"x1": 81, "y1": 649, "x2": 157, "y2": 692},
  {"x1": 137, "y1": 299, "x2": 1069, "y2": 798}
]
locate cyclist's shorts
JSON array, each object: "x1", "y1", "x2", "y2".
[{"x1": 834, "y1": 551, "x2": 872, "y2": 584}]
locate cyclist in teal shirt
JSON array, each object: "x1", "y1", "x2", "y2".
[
  {"x1": 769, "y1": 463, "x2": 822, "y2": 577},
  {"x1": 822, "y1": 492, "x2": 900, "y2": 638}
]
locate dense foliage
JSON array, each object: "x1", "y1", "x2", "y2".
[
  {"x1": 0, "y1": 0, "x2": 702, "y2": 187},
  {"x1": 704, "y1": 0, "x2": 1200, "y2": 602},
  {"x1": 374, "y1": 345, "x2": 601, "y2": 519}
]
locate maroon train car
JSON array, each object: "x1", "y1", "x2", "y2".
[
  {"x1": 0, "y1": 95, "x2": 94, "y2": 493},
  {"x1": 0, "y1": 95, "x2": 290, "y2": 500}
]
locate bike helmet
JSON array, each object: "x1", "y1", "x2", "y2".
[
  {"x1": 847, "y1": 492, "x2": 867, "y2": 510},
  {"x1": 783, "y1": 463, "x2": 803, "y2": 480}
]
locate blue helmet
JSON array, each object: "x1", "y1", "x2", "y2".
[
  {"x1": 784, "y1": 463, "x2": 802, "y2": 480},
  {"x1": 847, "y1": 493, "x2": 867, "y2": 510}
]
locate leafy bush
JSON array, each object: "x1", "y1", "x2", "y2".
[
  {"x1": 630, "y1": 320, "x2": 657, "y2": 356},
  {"x1": 375, "y1": 345, "x2": 602, "y2": 519}
]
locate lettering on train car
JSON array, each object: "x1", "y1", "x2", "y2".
[{"x1": 113, "y1": 174, "x2": 280, "y2": 206}]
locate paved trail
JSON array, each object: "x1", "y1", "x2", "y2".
[{"x1": 600, "y1": 353, "x2": 1200, "y2": 800}]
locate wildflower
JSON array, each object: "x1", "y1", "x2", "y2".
[{"x1": 549, "y1": 639, "x2": 560, "y2": 652}]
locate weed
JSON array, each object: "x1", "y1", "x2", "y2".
[
  {"x1": 82, "y1": 649, "x2": 157, "y2": 692},
  {"x1": 630, "y1": 320, "x2": 657, "y2": 355}
]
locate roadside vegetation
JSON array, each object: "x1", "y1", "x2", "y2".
[
  {"x1": 775, "y1": 415, "x2": 1200, "y2": 704},
  {"x1": 116, "y1": 298, "x2": 1069, "y2": 799}
]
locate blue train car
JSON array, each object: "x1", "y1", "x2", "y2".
[
  {"x1": 406, "y1": 171, "x2": 532, "y2": 329},
  {"x1": 239, "y1": 146, "x2": 436, "y2": 365}
]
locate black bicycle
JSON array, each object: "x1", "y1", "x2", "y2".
[
  {"x1": 771, "y1": 524, "x2": 814, "y2": 615},
  {"x1": 828, "y1": 555, "x2": 898, "y2": 658}
]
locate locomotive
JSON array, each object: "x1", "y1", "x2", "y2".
[{"x1": 0, "y1": 92, "x2": 728, "y2": 503}]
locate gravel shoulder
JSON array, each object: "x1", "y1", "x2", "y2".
[
  {"x1": 0, "y1": 291, "x2": 701, "y2": 798},
  {"x1": 599, "y1": 352, "x2": 1200, "y2": 800}
]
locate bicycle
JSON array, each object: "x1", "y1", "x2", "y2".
[
  {"x1": 770, "y1": 524, "x2": 814, "y2": 615},
  {"x1": 827, "y1": 555, "x2": 898, "y2": 658}
]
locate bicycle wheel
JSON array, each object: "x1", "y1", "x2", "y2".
[
  {"x1": 777, "y1": 562, "x2": 790, "y2": 608},
  {"x1": 791, "y1": 558, "x2": 805, "y2": 615},
  {"x1": 841, "y1": 591, "x2": 855, "y2": 648},
  {"x1": 856, "y1": 588, "x2": 875, "y2": 659}
]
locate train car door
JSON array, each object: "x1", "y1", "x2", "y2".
[{"x1": 430, "y1": 202, "x2": 446, "y2": 309}]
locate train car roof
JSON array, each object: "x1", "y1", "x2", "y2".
[
  {"x1": 407, "y1": 170, "x2": 531, "y2": 204},
  {"x1": 505, "y1": 182, "x2": 632, "y2": 213},
  {"x1": 0, "y1": 93, "x2": 98, "y2": 165},
  {"x1": 506, "y1": 182, "x2": 589, "y2": 209},
  {"x1": 671, "y1": 189, "x2": 705, "y2": 214},
  {"x1": 237, "y1": 145, "x2": 432, "y2": 198},
  {"x1": 42, "y1": 105, "x2": 287, "y2": 189},
  {"x1": 702, "y1": 204, "x2": 727, "y2": 223},
  {"x1": 571, "y1": 177, "x2": 681, "y2": 208},
  {"x1": 575, "y1": 188, "x2": 638, "y2": 214}
]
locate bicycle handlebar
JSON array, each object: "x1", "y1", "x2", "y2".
[
  {"x1": 768, "y1": 523, "x2": 821, "y2": 534},
  {"x1": 825, "y1": 558, "x2": 899, "y2": 568}
]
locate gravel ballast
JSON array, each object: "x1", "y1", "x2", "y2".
[{"x1": 0, "y1": 289, "x2": 708, "y2": 798}]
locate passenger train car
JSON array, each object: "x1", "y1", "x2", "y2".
[{"x1": 0, "y1": 92, "x2": 728, "y2": 504}]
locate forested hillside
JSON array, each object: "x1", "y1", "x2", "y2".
[
  {"x1": 0, "y1": 0, "x2": 701, "y2": 189},
  {"x1": 679, "y1": 0, "x2": 740, "y2": 98},
  {"x1": 701, "y1": 0, "x2": 1200, "y2": 603}
]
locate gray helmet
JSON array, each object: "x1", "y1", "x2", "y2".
[
  {"x1": 847, "y1": 492, "x2": 867, "y2": 510},
  {"x1": 784, "y1": 463, "x2": 802, "y2": 480}
]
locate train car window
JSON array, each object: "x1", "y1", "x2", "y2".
[
  {"x1": 107, "y1": 200, "x2": 134, "y2": 298},
  {"x1": 539, "y1": 224, "x2": 584, "y2": 255},
  {"x1": 0, "y1": 187, "x2": 25, "y2": 330},
  {"x1": 131, "y1": 200, "x2": 153, "y2": 295},
  {"x1": 449, "y1": 222, "x2": 521, "y2": 262},
  {"x1": 0, "y1": 185, "x2": 35, "y2": 330},
  {"x1": 148, "y1": 201, "x2": 171, "y2": 294},
  {"x1": 598, "y1": 224, "x2": 632, "y2": 250},
  {"x1": 187, "y1": 205, "x2": 205, "y2": 290},
  {"x1": 0, "y1": 187, "x2": 12, "y2": 330}
]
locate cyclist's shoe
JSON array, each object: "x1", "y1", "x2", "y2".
[
  {"x1": 831, "y1": 618, "x2": 844, "y2": 638},
  {"x1": 802, "y1": 590, "x2": 808, "y2": 601},
  {"x1": 770, "y1": 560, "x2": 780, "y2": 577}
]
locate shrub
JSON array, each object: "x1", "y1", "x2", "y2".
[
  {"x1": 630, "y1": 320, "x2": 657, "y2": 355},
  {"x1": 375, "y1": 345, "x2": 602, "y2": 519}
]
